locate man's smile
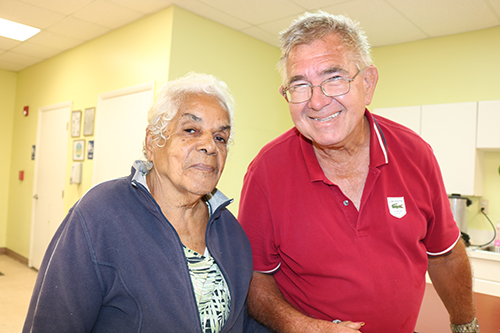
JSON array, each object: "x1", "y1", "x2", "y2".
[{"x1": 310, "y1": 110, "x2": 341, "y2": 122}]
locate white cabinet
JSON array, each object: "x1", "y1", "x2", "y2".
[
  {"x1": 420, "y1": 102, "x2": 483, "y2": 197},
  {"x1": 373, "y1": 102, "x2": 484, "y2": 196},
  {"x1": 373, "y1": 106, "x2": 421, "y2": 134},
  {"x1": 468, "y1": 249, "x2": 500, "y2": 297},
  {"x1": 477, "y1": 100, "x2": 500, "y2": 150}
]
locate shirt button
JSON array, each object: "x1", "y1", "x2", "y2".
[{"x1": 343, "y1": 200, "x2": 349, "y2": 206}]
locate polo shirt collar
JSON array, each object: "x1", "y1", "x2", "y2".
[{"x1": 300, "y1": 108, "x2": 389, "y2": 183}]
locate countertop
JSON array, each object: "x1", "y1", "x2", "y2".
[{"x1": 468, "y1": 246, "x2": 500, "y2": 262}]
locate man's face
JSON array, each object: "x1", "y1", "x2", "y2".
[{"x1": 284, "y1": 33, "x2": 377, "y2": 149}]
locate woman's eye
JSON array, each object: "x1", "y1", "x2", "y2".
[
  {"x1": 184, "y1": 128, "x2": 196, "y2": 134},
  {"x1": 215, "y1": 135, "x2": 227, "y2": 144}
]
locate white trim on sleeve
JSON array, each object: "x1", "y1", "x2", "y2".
[
  {"x1": 426, "y1": 231, "x2": 461, "y2": 256},
  {"x1": 257, "y1": 262, "x2": 281, "y2": 274}
]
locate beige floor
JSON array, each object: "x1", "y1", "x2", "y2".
[{"x1": 0, "y1": 255, "x2": 38, "y2": 333}]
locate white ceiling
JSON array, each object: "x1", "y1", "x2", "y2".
[{"x1": 1, "y1": 0, "x2": 500, "y2": 72}]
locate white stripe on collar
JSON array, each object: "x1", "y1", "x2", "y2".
[{"x1": 373, "y1": 122, "x2": 388, "y2": 164}]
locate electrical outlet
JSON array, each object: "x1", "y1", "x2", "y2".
[{"x1": 479, "y1": 199, "x2": 489, "y2": 214}]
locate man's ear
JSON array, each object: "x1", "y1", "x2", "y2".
[{"x1": 363, "y1": 65, "x2": 379, "y2": 106}]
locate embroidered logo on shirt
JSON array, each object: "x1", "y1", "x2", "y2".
[{"x1": 387, "y1": 197, "x2": 406, "y2": 218}]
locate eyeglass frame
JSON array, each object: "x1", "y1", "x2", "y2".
[{"x1": 281, "y1": 69, "x2": 362, "y2": 104}]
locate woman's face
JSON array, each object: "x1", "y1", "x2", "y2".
[{"x1": 146, "y1": 94, "x2": 230, "y2": 198}]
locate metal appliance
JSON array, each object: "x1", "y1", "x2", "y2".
[{"x1": 448, "y1": 194, "x2": 472, "y2": 246}]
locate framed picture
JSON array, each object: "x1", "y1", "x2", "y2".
[
  {"x1": 87, "y1": 140, "x2": 94, "y2": 160},
  {"x1": 84, "y1": 107, "x2": 95, "y2": 136},
  {"x1": 71, "y1": 110, "x2": 82, "y2": 137},
  {"x1": 73, "y1": 140, "x2": 85, "y2": 161}
]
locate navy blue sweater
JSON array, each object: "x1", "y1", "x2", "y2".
[{"x1": 24, "y1": 164, "x2": 253, "y2": 332}]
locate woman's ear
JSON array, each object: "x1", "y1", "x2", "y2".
[
  {"x1": 363, "y1": 65, "x2": 379, "y2": 106},
  {"x1": 144, "y1": 129, "x2": 155, "y2": 162}
]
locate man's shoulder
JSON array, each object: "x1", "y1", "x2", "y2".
[
  {"x1": 255, "y1": 127, "x2": 302, "y2": 159},
  {"x1": 372, "y1": 113, "x2": 423, "y2": 141}
]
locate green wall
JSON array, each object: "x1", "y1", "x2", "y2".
[
  {"x1": 168, "y1": 8, "x2": 292, "y2": 208},
  {"x1": 2, "y1": 6, "x2": 499, "y2": 258},
  {"x1": 371, "y1": 26, "x2": 500, "y2": 231},
  {"x1": 3, "y1": 6, "x2": 289, "y2": 258},
  {"x1": 0, "y1": 69, "x2": 16, "y2": 248}
]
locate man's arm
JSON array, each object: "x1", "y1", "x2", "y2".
[
  {"x1": 248, "y1": 271, "x2": 363, "y2": 333},
  {"x1": 427, "y1": 239, "x2": 476, "y2": 326}
]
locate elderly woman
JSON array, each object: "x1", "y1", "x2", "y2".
[{"x1": 23, "y1": 73, "x2": 253, "y2": 333}]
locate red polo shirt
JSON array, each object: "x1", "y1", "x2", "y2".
[{"x1": 239, "y1": 110, "x2": 460, "y2": 333}]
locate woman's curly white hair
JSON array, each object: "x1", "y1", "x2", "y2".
[{"x1": 142, "y1": 72, "x2": 235, "y2": 166}]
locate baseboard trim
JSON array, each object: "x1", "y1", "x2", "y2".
[{"x1": 0, "y1": 248, "x2": 29, "y2": 266}]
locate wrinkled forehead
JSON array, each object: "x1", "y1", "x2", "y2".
[{"x1": 285, "y1": 35, "x2": 355, "y2": 83}]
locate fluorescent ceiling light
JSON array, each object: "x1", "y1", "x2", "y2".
[{"x1": 0, "y1": 18, "x2": 40, "y2": 41}]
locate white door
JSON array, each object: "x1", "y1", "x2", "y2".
[
  {"x1": 93, "y1": 82, "x2": 154, "y2": 185},
  {"x1": 29, "y1": 101, "x2": 71, "y2": 269}
]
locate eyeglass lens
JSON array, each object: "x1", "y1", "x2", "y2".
[{"x1": 286, "y1": 79, "x2": 350, "y2": 103}]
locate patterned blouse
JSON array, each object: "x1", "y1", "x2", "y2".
[{"x1": 184, "y1": 246, "x2": 231, "y2": 333}]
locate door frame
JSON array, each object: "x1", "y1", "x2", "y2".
[
  {"x1": 92, "y1": 82, "x2": 154, "y2": 185},
  {"x1": 29, "y1": 101, "x2": 71, "y2": 268}
]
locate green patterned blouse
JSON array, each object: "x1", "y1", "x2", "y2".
[{"x1": 184, "y1": 246, "x2": 231, "y2": 333}]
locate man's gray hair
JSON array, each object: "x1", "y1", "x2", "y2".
[{"x1": 277, "y1": 11, "x2": 373, "y2": 85}]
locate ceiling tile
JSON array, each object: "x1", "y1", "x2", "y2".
[
  {"x1": 28, "y1": 31, "x2": 84, "y2": 50},
  {"x1": 108, "y1": 0, "x2": 174, "y2": 14},
  {"x1": 0, "y1": 36, "x2": 22, "y2": 51},
  {"x1": 0, "y1": 0, "x2": 65, "y2": 29},
  {"x1": 195, "y1": 0, "x2": 306, "y2": 25},
  {"x1": 175, "y1": 0, "x2": 252, "y2": 30},
  {"x1": 1, "y1": 0, "x2": 499, "y2": 72},
  {"x1": 72, "y1": 0, "x2": 144, "y2": 29},
  {"x1": 16, "y1": 0, "x2": 94, "y2": 15},
  {"x1": 0, "y1": 50, "x2": 42, "y2": 66},
  {"x1": 486, "y1": 0, "x2": 500, "y2": 17},
  {"x1": 289, "y1": 0, "x2": 353, "y2": 11},
  {"x1": 48, "y1": 17, "x2": 110, "y2": 40},
  {"x1": 11, "y1": 42, "x2": 62, "y2": 59},
  {"x1": 0, "y1": 59, "x2": 26, "y2": 71},
  {"x1": 257, "y1": 16, "x2": 301, "y2": 45},
  {"x1": 240, "y1": 26, "x2": 281, "y2": 47},
  {"x1": 321, "y1": 0, "x2": 428, "y2": 47},
  {"x1": 385, "y1": 0, "x2": 500, "y2": 37}
]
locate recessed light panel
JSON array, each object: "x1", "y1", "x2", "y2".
[{"x1": 0, "y1": 18, "x2": 40, "y2": 42}]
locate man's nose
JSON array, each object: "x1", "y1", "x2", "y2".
[{"x1": 308, "y1": 85, "x2": 332, "y2": 111}]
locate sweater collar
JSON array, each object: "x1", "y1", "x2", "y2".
[{"x1": 130, "y1": 160, "x2": 232, "y2": 213}]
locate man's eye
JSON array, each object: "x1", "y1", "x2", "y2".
[
  {"x1": 327, "y1": 75, "x2": 343, "y2": 81},
  {"x1": 290, "y1": 83, "x2": 310, "y2": 92}
]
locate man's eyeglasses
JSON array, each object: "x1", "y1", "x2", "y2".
[{"x1": 282, "y1": 69, "x2": 361, "y2": 104}]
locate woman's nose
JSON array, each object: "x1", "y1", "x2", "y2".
[{"x1": 197, "y1": 132, "x2": 216, "y2": 155}]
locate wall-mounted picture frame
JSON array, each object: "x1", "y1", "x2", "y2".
[
  {"x1": 71, "y1": 110, "x2": 82, "y2": 137},
  {"x1": 84, "y1": 107, "x2": 95, "y2": 136},
  {"x1": 87, "y1": 140, "x2": 94, "y2": 160},
  {"x1": 73, "y1": 140, "x2": 85, "y2": 161}
]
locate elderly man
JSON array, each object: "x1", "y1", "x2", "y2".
[{"x1": 239, "y1": 11, "x2": 478, "y2": 333}]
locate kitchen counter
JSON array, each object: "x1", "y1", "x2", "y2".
[
  {"x1": 468, "y1": 246, "x2": 500, "y2": 261},
  {"x1": 416, "y1": 283, "x2": 500, "y2": 332},
  {"x1": 417, "y1": 247, "x2": 500, "y2": 331}
]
